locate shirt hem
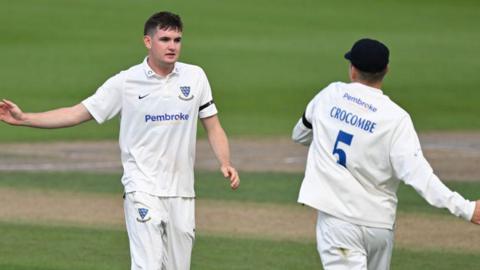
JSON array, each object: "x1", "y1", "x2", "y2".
[
  {"x1": 298, "y1": 199, "x2": 395, "y2": 230},
  {"x1": 124, "y1": 187, "x2": 195, "y2": 198}
]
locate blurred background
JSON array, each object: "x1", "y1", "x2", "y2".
[
  {"x1": 1, "y1": 0, "x2": 480, "y2": 269},
  {"x1": 1, "y1": 0, "x2": 479, "y2": 141}
]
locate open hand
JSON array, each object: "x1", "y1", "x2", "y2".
[{"x1": 0, "y1": 99, "x2": 25, "y2": 125}]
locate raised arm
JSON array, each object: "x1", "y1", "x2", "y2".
[
  {"x1": 0, "y1": 99, "x2": 93, "y2": 128},
  {"x1": 200, "y1": 115, "x2": 240, "y2": 190}
]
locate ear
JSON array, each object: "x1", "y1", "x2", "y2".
[
  {"x1": 349, "y1": 64, "x2": 356, "y2": 82},
  {"x1": 143, "y1": 35, "x2": 152, "y2": 50}
]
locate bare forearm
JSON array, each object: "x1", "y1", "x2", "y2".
[
  {"x1": 20, "y1": 104, "x2": 92, "y2": 128},
  {"x1": 201, "y1": 115, "x2": 239, "y2": 189},
  {"x1": 207, "y1": 126, "x2": 231, "y2": 166}
]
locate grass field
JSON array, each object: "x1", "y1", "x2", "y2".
[
  {"x1": 2, "y1": 223, "x2": 480, "y2": 270},
  {"x1": 1, "y1": 0, "x2": 480, "y2": 141},
  {"x1": 1, "y1": 171, "x2": 479, "y2": 269},
  {"x1": 1, "y1": 0, "x2": 479, "y2": 269},
  {"x1": 1, "y1": 170, "x2": 478, "y2": 215}
]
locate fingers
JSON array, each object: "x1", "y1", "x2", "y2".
[
  {"x1": 229, "y1": 168, "x2": 240, "y2": 190},
  {"x1": 221, "y1": 165, "x2": 240, "y2": 190},
  {"x1": 0, "y1": 99, "x2": 24, "y2": 125},
  {"x1": 1, "y1": 99, "x2": 14, "y2": 108},
  {"x1": 230, "y1": 180, "x2": 240, "y2": 190},
  {"x1": 221, "y1": 166, "x2": 230, "y2": 178},
  {"x1": 471, "y1": 200, "x2": 480, "y2": 225},
  {"x1": 0, "y1": 99, "x2": 12, "y2": 119},
  {"x1": 1, "y1": 99, "x2": 16, "y2": 112}
]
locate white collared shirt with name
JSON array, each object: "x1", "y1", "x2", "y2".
[{"x1": 292, "y1": 82, "x2": 474, "y2": 229}]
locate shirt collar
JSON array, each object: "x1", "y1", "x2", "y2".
[
  {"x1": 350, "y1": 82, "x2": 383, "y2": 95},
  {"x1": 143, "y1": 56, "x2": 180, "y2": 78}
]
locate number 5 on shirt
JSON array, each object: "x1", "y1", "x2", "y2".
[{"x1": 333, "y1": 130, "x2": 354, "y2": 167}]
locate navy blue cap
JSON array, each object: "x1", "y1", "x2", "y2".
[{"x1": 344, "y1": 38, "x2": 389, "y2": 73}]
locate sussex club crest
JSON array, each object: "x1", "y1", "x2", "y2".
[
  {"x1": 179, "y1": 86, "x2": 194, "y2": 101},
  {"x1": 136, "y1": 208, "x2": 151, "y2": 223}
]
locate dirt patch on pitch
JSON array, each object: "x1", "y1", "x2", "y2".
[
  {"x1": 0, "y1": 188, "x2": 125, "y2": 228},
  {"x1": 395, "y1": 212, "x2": 480, "y2": 252},
  {"x1": 1, "y1": 187, "x2": 479, "y2": 251},
  {"x1": 1, "y1": 132, "x2": 480, "y2": 181}
]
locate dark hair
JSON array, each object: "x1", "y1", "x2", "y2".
[
  {"x1": 356, "y1": 68, "x2": 388, "y2": 83},
  {"x1": 144, "y1": 11, "x2": 183, "y2": 36}
]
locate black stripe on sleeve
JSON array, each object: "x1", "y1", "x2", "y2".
[
  {"x1": 199, "y1": 100, "x2": 214, "y2": 111},
  {"x1": 302, "y1": 112, "x2": 312, "y2": 129}
]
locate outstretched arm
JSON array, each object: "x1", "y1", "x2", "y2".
[
  {"x1": 0, "y1": 99, "x2": 92, "y2": 128},
  {"x1": 200, "y1": 115, "x2": 240, "y2": 190},
  {"x1": 391, "y1": 116, "x2": 479, "y2": 224}
]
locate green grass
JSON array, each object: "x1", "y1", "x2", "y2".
[
  {"x1": 0, "y1": 171, "x2": 124, "y2": 194},
  {"x1": 0, "y1": 222, "x2": 130, "y2": 270},
  {"x1": 1, "y1": 0, "x2": 480, "y2": 141},
  {"x1": 391, "y1": 248, "x2": 480, "y2": 270},
  {"x1": 0, "y1": 222, "x2": 321, "y2": 270},
  {"x1": 1, "y1": 171, "x2": 479, "y2": 269},
  {"x1": 2, "y1": 222, "x2": 480, "y2": 270},
  {"x1": 193, "y1": 235, "x2": 322, "y2": 270},
  {"x1": 0, "y1": 171, "x2": 477, "y2": 215}
]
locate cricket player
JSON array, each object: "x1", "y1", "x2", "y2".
[
  {"x1": 292, "y1": 38, "x2": 480, "y2": 270},
  {"x1": 0, "y1": 11, "x2": 239, "y2": 270}
]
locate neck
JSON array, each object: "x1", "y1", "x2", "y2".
[
  {"x1": 147, "y1": 57, "x2": 175, "y2": 77},
  {"x1": 353, "y1": 79, "x2": 382, "y2": 90}
]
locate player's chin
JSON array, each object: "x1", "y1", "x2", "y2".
[{"x1": 163, "y1": 55, "x2": 178, "y2": 63}]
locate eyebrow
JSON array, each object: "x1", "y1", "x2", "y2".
[{"x1": 158, "y1": 36, "x2": 182, "y2": 41}]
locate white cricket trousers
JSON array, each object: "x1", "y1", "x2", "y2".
[
  {"x1": 124, "y1": 192, "x2": 195, "y2": 270},
  {"x1": 316, "y1": 211, "x2": 394, "y2": 270}
]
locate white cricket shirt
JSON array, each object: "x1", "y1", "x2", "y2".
[
  {"x1": 82, "y1": 57, "x2": 217, "y2": 197},
  {"x1": 292, "y1": 82, "x2": 475, "y2": 229}
]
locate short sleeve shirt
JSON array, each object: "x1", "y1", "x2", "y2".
[{"x1": 82, "y1": 58, "x2": 217, "y2": 197}]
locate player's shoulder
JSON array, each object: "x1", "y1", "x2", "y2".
[
  {"x1": 314, "y1": 81, "x2": 348, "y2": 99},
  {"x1": 305, "y1": 82, "x2": 345, "y2": 107},
  {"x1": 97, "y1": 63, "x2": 141, "y2": 86},
  {"x1": 320, "y1": 81, "x2": 350, "y2": 95},
  {"x1": 381, "y1": 94, "x2": 409, "y2": 118},
  {"x1": 128, "y1": 60, "x2": 150, "y2": 75},
  {"x1": 175, "y1": 62, "x2": 206, "y2": 76},
  {"x1": 109, "y1": 62, "x2": 145, "y2": 80}
]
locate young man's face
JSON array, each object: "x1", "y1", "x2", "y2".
[{"x1": 144, "y1": 27, "x2": 182, "y2": 68}]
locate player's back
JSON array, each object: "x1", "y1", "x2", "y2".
[{"x1": 297, "y1": 81, "x2": 409, "y2": 229}]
